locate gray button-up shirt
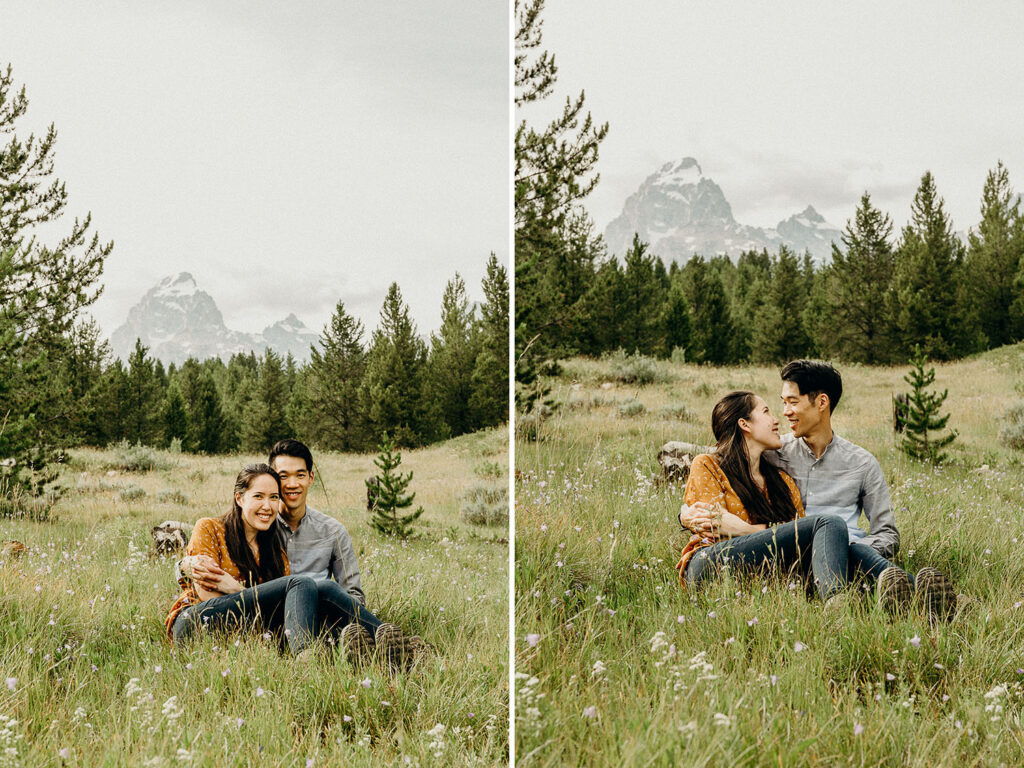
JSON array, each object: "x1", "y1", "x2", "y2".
[
  {"x1": 277, "y1": 505, "x2": 365, "y2": 606},
  {"x1": 767, "y1": 433, "x2": 900, "y2": 559}
]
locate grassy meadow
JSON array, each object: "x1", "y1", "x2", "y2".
[
  {"x1": 515, "y1": 347, "x2": 1024, "y2": 766},
  {"x1": 0, "y1": 427, "x2": 509, "y2": 767}
]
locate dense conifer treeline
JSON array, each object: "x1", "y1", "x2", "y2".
[
  {"x1": 519, "y1": 170, "x2": 1024, "y2": 368},
  {"x1": 52, "y1": 263, "x2": 509, "y2": 456}
]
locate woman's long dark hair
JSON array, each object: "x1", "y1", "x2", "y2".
[
  {"x1": 221, "y1": 463, "x2": 288, "y2": 587},
  {"x1": 712, "y1": 391, "x2": 799, "y2": 526}
]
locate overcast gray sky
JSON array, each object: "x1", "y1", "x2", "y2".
[
  {"x1": 524, "y1": 0, "x2": 1024, "y2": 239},
  {"x1": 3, "y1": 0, "x2": 508, "y2": 341}
]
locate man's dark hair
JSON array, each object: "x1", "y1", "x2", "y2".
[
  {"x1": 268, "y1": 438, "x2": 314, "y2": 472},
  {"x1": 780, "y1": 359, "x2": 843, "y2": 413}
]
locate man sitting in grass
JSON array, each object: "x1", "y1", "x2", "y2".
[
  {"x1": 179, "y1": 438, "x2": 426, "y2": 667},
  {"x1": 681, "y1": 360, "x2": 957, "y2": 621}
]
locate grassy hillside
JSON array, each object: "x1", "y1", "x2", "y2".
[
  {"x1": 0, "y1": 427, "x2": 509, "y2": 766},
  {"x1": 515, "y1": 348, "x2": 1024, "y2": 767}
]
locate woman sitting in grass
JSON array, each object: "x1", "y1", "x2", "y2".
[
  {"x1": 165, "y1": 463, "x2": 417, "y2": 666},
  {"x1": 676, "y1": 391, "x2": 856, "y2": 607}
]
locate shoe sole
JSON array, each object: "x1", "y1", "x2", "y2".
[
  {"x1": 340, "y1": 625, "x2": 375, "y2": 665},
  {"x1": 916, "y1": 567, "x2": 956, "y2": 622},
  {"x1": 877, "y1": 567, "x2": 912, "y2": 616}
]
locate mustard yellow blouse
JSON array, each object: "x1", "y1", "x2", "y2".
[{"x1": 675, "y1": 454, "x2": 804, "y2": 583}]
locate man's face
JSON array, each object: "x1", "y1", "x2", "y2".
[
  {"x1": 781, "y1": 381, "x2": 822, "y2": 438},
  {"x1": 271, "y1": 455, "x2": 314, "y2": 514}
]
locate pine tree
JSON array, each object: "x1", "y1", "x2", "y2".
[
  {"x1": 515, "y1": 0, "x2": 607, "y2": 404},
  {"x1": 892, "y1": 172, "x2": 977, "y2": 360},
  {"x1": 469, "y1": 255, "x2": 509, "y2": 429},
  {"x1": 361, "y1": 283, "x2": 428, "y2": 447},
  {"x1": 180, "y1": 365, "x2": 226, "y2": 454},
  {"x1": 898, "y1": 346, "x2": 957, "y2": 463},
  {"x1": 618, "y1": 234, "x2": 668, "y2": 355},
  {"x1": 240, "y1": 349, "x2": 290, "y2": 453},
  {"x1": 162, "y1": 384, "x2": 188, "y2": 448},
  {"x1": 426, "y1": 273, "x2": 478, "y2": 439},
  {"x1": 366, "y1": 432, "x2": 424, "y2": 538},
  {"x1": 302, "y1": 301, "x2": 368, "y2": 451},
  {"x1": 123, "y1": 339, "x2": 164, "y2": 445},
  {"x1": 967, "y1": 162, "x2": 1024, "y2": 347},
  {"x1": 750, "y1": 247, "x2": 812, "y2": 363},
  {"x1": 0, "y1": 65, "x2": 112, "y2": 495},
  {"x1": 660, "y1": 279, "x2": 692, "y2": 358},
  {"x1": 805, "y1": 193, "x2": 898, "y2": 363},
  {"x1": 683, "y1": 257, "x2": 733, "y2": 364}
]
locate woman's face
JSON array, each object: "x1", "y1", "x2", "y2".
[
  {"x1": 741, "y1": 395, "x2": 782, "y2": 450},
  {"x1": 236, "y1": 474, "x2": 282, "y2": 537}
]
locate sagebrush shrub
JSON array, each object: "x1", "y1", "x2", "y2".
[
  {"x1": 998, "y1": 401, "x2": 1024, "y2": 450},
  {"x1": 119, "y1": 484, "x2": 147, "y2": 501},
  {"x1": 617, "y1": 401, "x2": 646, "y2": 418},
  {"x1": 604, "y1": 349, "x2": 659, "y2": 385},
  {"x1": 460, "y1": 484, "x2": 509, "y2": 527},
  {"x1": 108, "y1": 441, "x2": 173, "y2": 472}
]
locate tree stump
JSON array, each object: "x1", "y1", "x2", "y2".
[
  {"x1": 893, "y1": 393, "x2": 909, "y2": 433},
  {"x1": 657, "y1": 441, "x2": 714, "y2": 483}
]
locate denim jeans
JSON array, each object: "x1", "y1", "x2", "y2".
[
  {"x1": 685, "y1": 514, "x2": 851, "y2": 600},
  {"x1": 848, "y1": 540, "x2": 914, "y2": 587},
  {"x1": 171, "y1": 576, "x2": 385, "y2": 654},
  {"x1": 314, "y1": 579, "x2": 383, "y2": 637},
  {"x1": 171, "y1": 574, "x2": 319, "y2": 654}
]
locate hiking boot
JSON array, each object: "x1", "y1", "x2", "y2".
[
  {"x1": 374, "y1": 622, "x2": 428, "y2": 672},
  {"x1": 915, "y1": 567, "x2": 957, "y2": 623},
  {"x1": 340, "y1": 623, "x2": 375, "y2": 666},
  {"x1": 876, "y1": 566, "x2": 913, "y2": 617}
]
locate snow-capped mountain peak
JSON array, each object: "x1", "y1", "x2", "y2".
[
  {"x1": 604, "y1": 158, "x2": 842, "y2": 263},
  {"x1": 110, "y1": 275, "x2": 319, "y2": 364}
]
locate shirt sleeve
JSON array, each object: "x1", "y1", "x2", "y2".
[
  {"x1": 684, "y1": 455, "x2": 727, "y2": 506},
  {"x1": 858, "y1": 455, "x2": 900, "y2": 558},
  {"x1": 331, "y1": 525, "x2": 366, "y2": 606}
]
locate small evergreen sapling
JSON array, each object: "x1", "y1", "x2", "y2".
[
  {"x1": 366, "y1": 433, "x2": 423, "y2": 538},
  {"x1": 898, "y1": 346, "x2": 957, "y2": 462}
]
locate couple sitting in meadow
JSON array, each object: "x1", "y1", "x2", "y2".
[
  {"x1": 676, "y1": 359, "x2": 958, "y2": 621},
  {"x1": 164, "y1": 439, "x2": 426, "y2": 669}
]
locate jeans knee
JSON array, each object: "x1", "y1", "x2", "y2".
[
  {"x1": 287, "y1": 574, "x2": 318, "y2": 594},
  {"x1": 813, "y1": 514, "x2": 847, "y2": 538}
]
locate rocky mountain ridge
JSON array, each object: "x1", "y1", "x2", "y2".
[
  {"x1": 109, "y1": 273, "x2": 319, "y2": 365},
  {"x1": 603, "y1": 157, "x2": 842, "y2": 263}
]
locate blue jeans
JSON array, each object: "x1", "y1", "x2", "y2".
[
  {"x1": 314, "y1": 579, "x2": 383, "y2": 637},
  {"x1": 171, "y1": 576, "x2": 385, "y2": 654},
  {"x1": 686, "y1": 514, "x2": 851, "y2": 600},
  {"x1": 848, "y1": 540, "x2": 914, "y2": 587},
  {"x1": 171, "y1": 574, "x2": 319, "y2": 654}
]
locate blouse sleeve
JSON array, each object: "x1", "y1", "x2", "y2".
[
  {"x1": 781, "y1": 472, "x2": 805, "y2": 518},
  {"x1": 684, "y1": 455, "x2": 727, "y2": 506},
  {"x1": 186, "y1": 518, "x2": 222, "y2": 562}
]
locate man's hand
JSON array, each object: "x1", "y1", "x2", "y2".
[
  {"x1": 192, "y1": 556, "x2": 243, "y2": 596},
  {"x1": 679, "y1": 501, "x2": 721, "y2": 538}
]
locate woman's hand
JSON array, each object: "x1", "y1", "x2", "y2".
[{"x1": 715, "y1": 510, "x2": 767, "y2": 538}]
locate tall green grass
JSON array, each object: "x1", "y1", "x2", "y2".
[
  {"x1": 0, "y1": 427, "x2": 509, "y2": 766},
  {"x1": 515, "y1": 351, "x2": 1024, "y2": 766}
]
